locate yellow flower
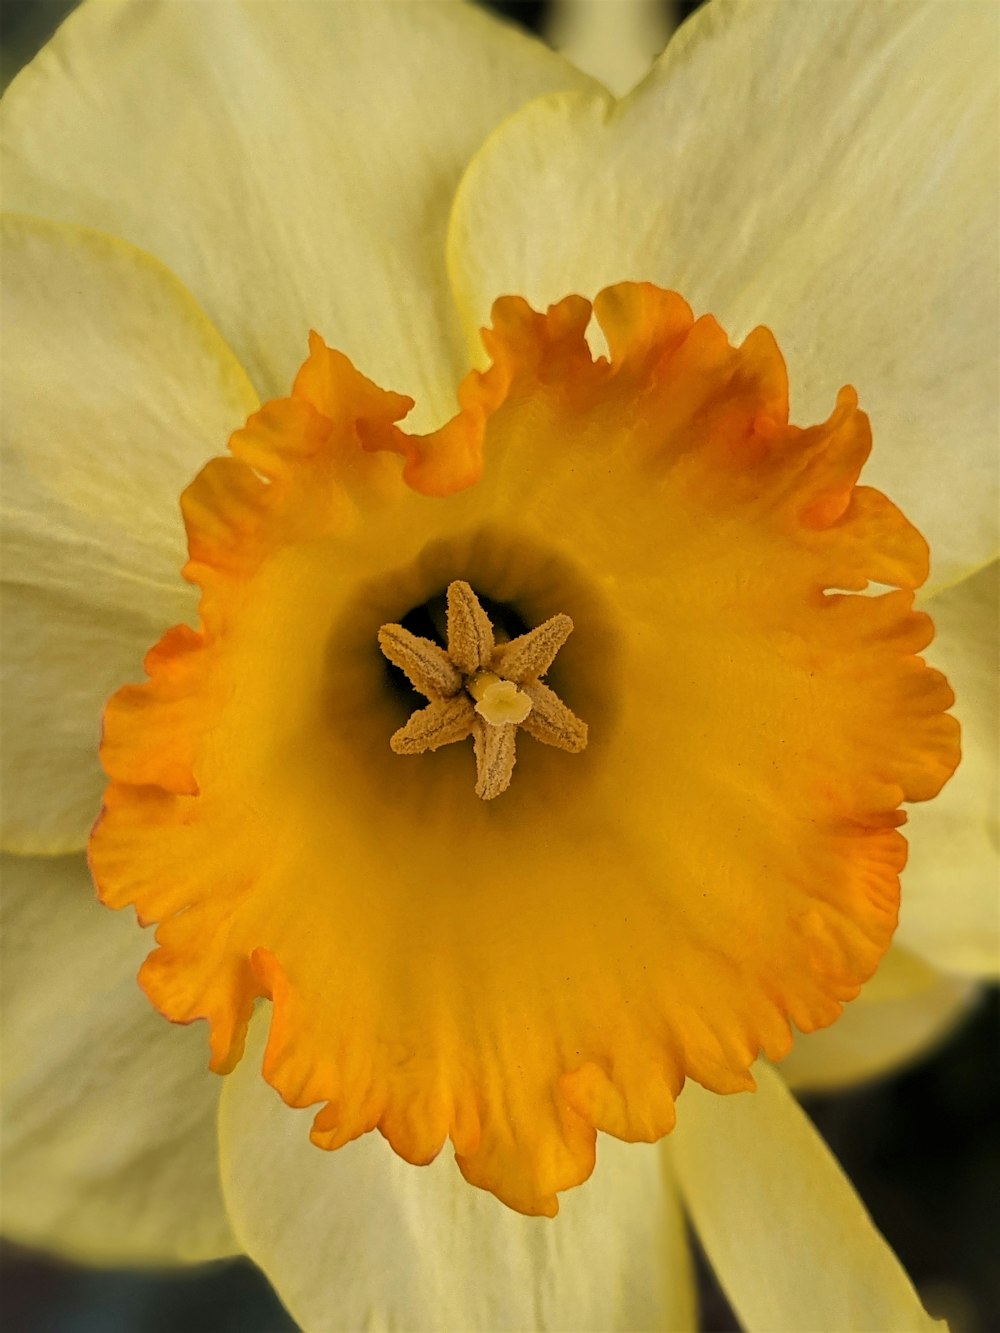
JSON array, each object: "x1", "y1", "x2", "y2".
[{"x1": 1, "y1": 2, "x2": 996, "y2": 1330}]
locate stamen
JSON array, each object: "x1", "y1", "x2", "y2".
[
  {"x1": 520, "y1": 680, "x2": 589, "y2": 753},
  {"x1": 446, "y1": 579, "x2": 495, "y2": 674},
  {"x1": 389, "y1": 695, "x2": 476, "y2": 754},
  {"x1": 493, "y1": 614, "x2": 574, "y2": 683},
  {"x1": 472, "y1": 718, "x2": 519, "y2": 801},
  {"x1": 376, "y1": 624, "x2": 461, "y2": 698},
  {"x1": 378, "y1": 580, "x2": 588, "y2": 799}
]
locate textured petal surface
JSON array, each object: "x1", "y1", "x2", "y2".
[
  {"x1": 91, "y1": 285, "x2": 958, "y2": 1216},
  {"x1": 0, "y1": 853, "x2": 237, "y2": 1265},
  {"x1": 670, "y1": 1063, "x2": 942, "y2": 1332},
  {"x1": 0, "y1": 214, "x2": 257, "y2": 852},
  {"x1": 778, "y1": 945, "x2": 976, "y2": 1094},
  {"x1": 895, "y1": 560, "x2": 1000, "y2": 976},
  {"x1": 449, "y1": 0, "x2": 999, "y2": 587},
  {"x1": 219, "y1": 1014, "x2": 695, "y2": 1333},
  {"x1": 1, "y1": 0, "x2": 592, "y2": 427}
]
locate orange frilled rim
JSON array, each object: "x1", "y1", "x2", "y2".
[{"x1": 89, "y1": 283, "x2": 959, "y2": 1215}]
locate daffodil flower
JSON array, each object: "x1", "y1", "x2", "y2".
[{"x1": 1, "y1": 2, "x2": 996, "y2": 1330}]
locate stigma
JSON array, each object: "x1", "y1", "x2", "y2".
[{"x1": 378, "y1": 580, "x2": 587, "y2": 799}]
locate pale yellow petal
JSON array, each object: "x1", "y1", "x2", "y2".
[
  {"x1": 669, "y1": 1063, "x2": 942, "y2": 1332},
  {"x1": 0, "y1": 214, "x2": 257, "y2": 852},
  {"x1": 2, "y1": 585, "x2": 175, "y2": 858},
  {"x1": 779, "y1": 945, "x2": 977, "y2": 1094},
  {"x1": 896, "y1": 560, "x2": 1000, "y2": 977},
  {"x1": 449, "y1": 0, "x2": 999, "y2": 587},
  {"x1": 2, "y1": 0, "x2": 594, "y2": 428},
  {"x1": 218, "y1": 1016, "x2": 695, "y2": 1333},
  {"x1": 0, "y1": 853, "x2": 238, "y2": 1266}
]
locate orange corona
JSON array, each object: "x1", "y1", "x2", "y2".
[{"x1": 89, "y1": 283, "x2": 959, "y2": 1216}]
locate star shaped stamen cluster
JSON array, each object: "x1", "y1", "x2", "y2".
[{"x1": 378, "y1": 581, "x2": 588, "y2": 800}]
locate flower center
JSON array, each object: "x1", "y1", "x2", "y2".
[
  {"x1": 378, "y1": 579, "x2": 586, "y2": 799},
  {"x1": 89, "y1": 282, "x2": 958, "y2": 1217}
]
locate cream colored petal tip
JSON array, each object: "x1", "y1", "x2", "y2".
[
  {"x1": 544, "y1": 0, "x2": 674, "y2": 97},
  {"x1": 0, "y1": 853, "x2": 237, "y2": 1265},
  {"x1": 670, "y1": 1063, "x2": 944, "y2": 1332}
]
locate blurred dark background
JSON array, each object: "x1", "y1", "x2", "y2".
[{"x1": 1, "y1": 1, "x2": 997, "y2": 1329}]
